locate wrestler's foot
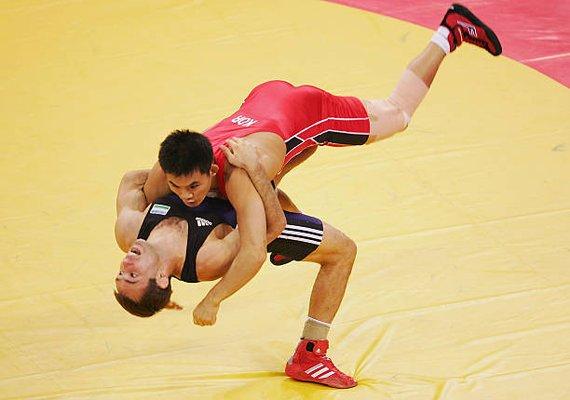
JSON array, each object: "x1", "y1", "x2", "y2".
[
  {"x1": 434, "y1": 3, "x2": 502, "y2": 56},
  {"x1": 285, "y1": 339, "x2": 357, "y2": 389}
]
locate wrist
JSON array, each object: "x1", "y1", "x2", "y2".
[{"x1": 205, "y1": 291, "x2": 222, "y2": 306}]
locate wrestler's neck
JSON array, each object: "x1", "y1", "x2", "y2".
[{"x1": 146, "y1": 220, "x2": 186, "y2": 279}]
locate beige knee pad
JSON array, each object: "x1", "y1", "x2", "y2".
[
  {"x1": 365, "y1": 69, "x2": 429, "y2": 141},
  {"x1": 365, "y1": 98, "x2": 410, "y2": 140}
]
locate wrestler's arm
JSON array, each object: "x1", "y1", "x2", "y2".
[
  {"x1": 209, "y1": 166, "x2": 285, "y2": 265},
  {"x1": 193, "y1": 168, "x2": 268, "y2": 325},
  {"x1": 115, "y1": 170, "x2": 151, "y2": 252},
  {"x1": 143, "y1": 161, "x2": 171, "y2": 203},
  {"x1": 215, "y1": 159, "x2": 288, "y2": 254},
  {"x1": 221, "y1": 138, "x2": 286, "y2": 241},
  {"x1": 245, "y1": 164, "x2": 286, "y2": 240}
]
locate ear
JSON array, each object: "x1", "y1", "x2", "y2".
[
  {"x1": 210, "y1": 164, "x2": 219, "y2": 176},
  {"x1": 156, "y1": 269, "x2": 170, "y2": 289}
]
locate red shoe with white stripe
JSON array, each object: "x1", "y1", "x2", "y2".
[{"x1": 285, "y1": 339, "x2": 357, "y2": 389}]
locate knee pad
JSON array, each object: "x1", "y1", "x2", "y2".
[
  {"x1": 366, "y1": 98, "x2": 410, "y2": 138},
  {"x1": 366, "y1": 69, "x2": 429, "y2": 140},
  {"x1": 388, "y1": 69, "x2": 429, "y2": 122}
]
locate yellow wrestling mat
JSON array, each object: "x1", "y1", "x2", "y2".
[{"x1": 1, "y1": 1, "x2": 569, "y2": 399}]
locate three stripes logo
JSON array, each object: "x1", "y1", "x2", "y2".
[
  {"x1": 195, "y1": 217, "x2": 212, "y2": 227},
  {"x1": 457, "y1": 21, "x2": 478, "y2": 37},
  {"x1": 304, "y1": 363, "x2": 336, "y2": 380},
  {"x1": 278, "y1": 224, "x2": 323, "y2": 246}
]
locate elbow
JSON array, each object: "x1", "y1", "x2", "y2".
[
  {"x1": 119, "y1": 170, "x2": 149, "y2": 192},
  {"x1": 122, "y1": 170, "x2": 147, "y2": 183},
  {"x1": 119, "y1": 171, "x2": 136, "y2": 186}
]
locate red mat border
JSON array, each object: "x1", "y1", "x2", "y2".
[{"x1": 327, "y1": 0, "x2": 570, "y2": 87}]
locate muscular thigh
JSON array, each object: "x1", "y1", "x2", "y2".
[
  {"x1": 244, "y1": 131, "x2": 286, "y2": 180},
  {"x1": 303, "y1": 222, "x2": 352, "y2": 265},
  {"x1": 267, "y1": 211, "x2": 354, "y2": 267},
  {"x1": 274, "y1": 146, "x2": 318, "y2": 184}
]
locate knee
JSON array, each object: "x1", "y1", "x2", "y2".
[
  {"x1": 344, "y1": 236, "x2": 357, "y2": 266},
  {"x1": 331, "y1": 234, "x2": 357, "y2": 274},
  {"x1": 364, "y1": 99, "x2": 409, "y2": 143},
  {"x1": 313, "y1": 223, "x2": 357, "y2": 273}
]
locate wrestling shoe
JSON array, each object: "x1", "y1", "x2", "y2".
[
  {"x1": 285, "y1": 339, "x2": 357, "y2": 389},
  {"x1": 439, "y1": 3, "x2": 502, "y2": 56}
]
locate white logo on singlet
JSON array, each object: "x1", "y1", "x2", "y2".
[
  {"x1": 195, "y1": 217, "x2": 213, "y2": 227},
  {"x1": 231, "y1": 115, "x2": 258, "y2": 127},
  {"x1": 150, "y1": 204, "x2": 170, "y2": 215}
]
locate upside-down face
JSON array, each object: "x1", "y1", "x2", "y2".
[{"x1": 115, "y1": 239, "x2": 160, "y2": 300}]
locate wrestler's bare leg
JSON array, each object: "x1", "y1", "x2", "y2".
[
  {"x1": 276, "y1": 188, "x2": 301, "y2": 213},
  {"x1": 364, "y1": 2, "x2": 503, "y2": 145},
  {"x1": 408, "y1": 43, "x2": 446, "y2": 87},
  {"x1": 242, "y1": 132, "x2": 286, "y2": 180},
  {"x1": 285, "y1": 221, "x2": 358, "y2": 388},
  {"x1": 274, "y1": 146, "x2": 318, "y2": 185},
  {"x1": 242, "y1": 133, "x2": 312, "y2": 213},
  {"x1": 302, "y1": 222, "x2": 357, "y2": 324},
  {"x1": 363, "y1": 43, "x2": 444, "y2": 144}
]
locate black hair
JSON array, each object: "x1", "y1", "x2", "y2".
[{"x1": 159, "y1": 129, "x2": 213, "y2": 176}]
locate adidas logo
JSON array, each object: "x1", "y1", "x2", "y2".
[
  {"x1": 457, "y1": 21, "x2": 477, "y2": 37},
  {"x1": 304, "y1": 363, "x2": 336, "y2": 380},
  {"x1": 195, "y1": 217, "x2": 212, "y2": 227}
]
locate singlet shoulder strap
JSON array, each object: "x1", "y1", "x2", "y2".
[
  {"x1": 178, "y1": 197, "x2": 236, "y2": 283},
  {"x1": 137, "y1": 198, "x2": 180, "y2": 240}
]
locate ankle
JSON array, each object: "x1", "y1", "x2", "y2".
[
  {"x1": 431, "y1": 26, "x2": 452, "y2": 54},
  {"x1": 301, "y1": 316, "x2": 331, "y2": 341}
]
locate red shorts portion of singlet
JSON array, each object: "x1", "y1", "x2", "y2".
[{"x1": 203, "y1": 80, "x2": 370, "y2": 196}]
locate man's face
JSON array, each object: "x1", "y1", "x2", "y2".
[
  {"x1": 115, "y1": 239, "x2": 159, "y2": 300},
  {"x1": 166, "y1": 166, "x2": 216, "y2": 207}
]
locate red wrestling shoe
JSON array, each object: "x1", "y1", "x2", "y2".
[
  {"x1": 440, "y1": 3, "x2": 502, "y2": 56},
  {"x1": 285, "y1": 339, "x2": 357, "y2": 389}
]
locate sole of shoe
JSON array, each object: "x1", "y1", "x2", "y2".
[{"x1": 286, "y1": 375, "x2": 357, "y2": 389}]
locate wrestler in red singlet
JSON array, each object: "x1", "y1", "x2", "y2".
[{"x1": 203, "y1": 80, "x2": 371, "y2": 196}]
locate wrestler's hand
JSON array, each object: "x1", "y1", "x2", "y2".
[
  {"x1": 192, "y1": 297, "x2": 220, "y2": 326},
  {"x1": 220, "y1": 138, "x2": 261, "y2": 173}
]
